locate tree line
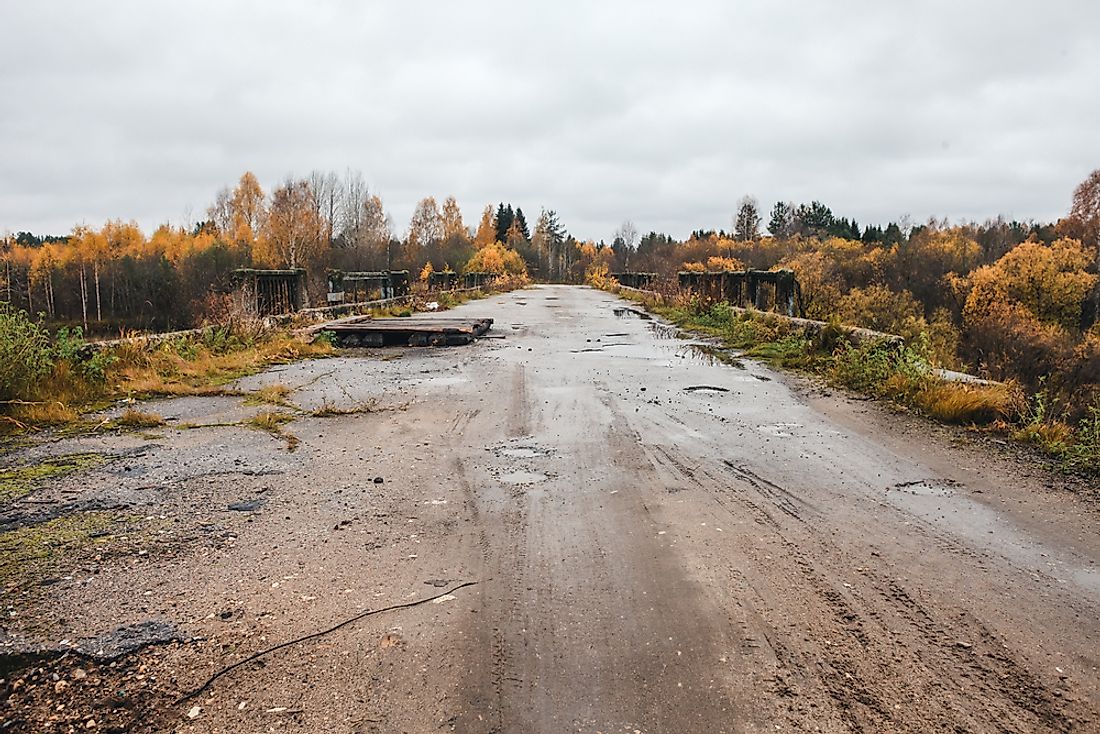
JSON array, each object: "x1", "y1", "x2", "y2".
[
  {"x1": 578, "y1": 173, "x2": 1100, "y2": 419},
  {"x1": 0, "y1": 170, "x2": 586, "y2": 332},
  {"x1": 2, "y1": 168, "x2": 1099, "y2": 415}
]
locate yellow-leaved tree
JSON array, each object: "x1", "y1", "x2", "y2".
[
  {"x1": 257, "y1": 179, "x2": 324, "y2": 269},
  {"x1": 464, "y1": 241, "x2": 527, "y2": 276},
  {"x1": 473, "y1": 205, "x2": 497, "y2": 250}
]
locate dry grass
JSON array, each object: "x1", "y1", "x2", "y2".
[
  {"x1": 244, "y1": 383, "x2": 294, "y2": 407},
  {"x1": 310, "y1": 398, "x2": 378, "y2": 417},
  {"x1": 2, "y1": 399, "x2": 79, "y2": 429},
  {"x1": 113, "y1": 333, "x2": 331, "y2": 399},
  {"x1": 114, "y1": 408, "x2": 166, "y2": 429},
  {"x1": 912, "y1": 381, "x2": 1013, "y2": 424},
  {"x1": 244, "y1": 410, "x2": 299, "y2": 451},
  {"x1": 1013, "y1": 420, "x2": 1074, "y2": 447}
]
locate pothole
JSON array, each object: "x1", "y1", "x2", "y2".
[
  {"x1": 677, "y1": 343, "x2": 744, "y2": 367},
  {"x1": 499, "y1": 448, "x2": 544, "y2": 459},
  {"x1": 891, "y1": 480, "x2": 959, "y2": 497},
  {"x1": 613, "y1": 307, "x2": 652, "y2": 320},
  {"x1": 648, "y1": 322, "x2": 677, "y2": 338}
]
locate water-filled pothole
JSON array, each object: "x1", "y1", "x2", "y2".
[
  {"x1": 677, "y1": 343, "x2": 744, "y2": 367},
  {"x1": 648, "y1": 322, "x2": 678, "y2": 339},
  {"x1": 613, "y1": 307, "x2": 652, "y2": 320}
]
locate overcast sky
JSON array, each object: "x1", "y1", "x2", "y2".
[{"x1": 2, "y1": 1, "x2": 1098, "y2": 241}]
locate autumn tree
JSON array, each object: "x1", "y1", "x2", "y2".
[
  {"x1": 964, "y1": 238, "x2": 1097, "y2": 330},
  {"x1": 229, "y1": 172, "x2": 266, "y2": 245},
  {"x1": 362, "y1": 195, "x2": 394, "y2": 268},
  {"x1": 441, "y1": 196, "x2": 466, "y2": 243},
  {"x1": 404, "y1": 197, "x2": 443, "y2": 269},
  {"x1": 439, "y1": 196, "x2": 473, "y2": 269},
  {"x1": 1062, "y1": 168, "x2": 1100, "y2": 326},
  {"x1": 258, "y1": 179, "x2": 324, "y2": 269},
  {"x1": 473, "y1": 206, "x2": 497, "y2": 249},
  {"x1": 1064, "y1": 169, "x2": 1100, "y2": 251},
  {"x1": 464, "y1": 241, "x2": 527, "y2": 276}
]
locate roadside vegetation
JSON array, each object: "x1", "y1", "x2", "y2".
[
  {"x1": 584, "y1": 170, "x2": 1100, "y2": 475},
  {"x1": 0, "y1": 304, "x2": 333, "y2": 434},
  {"x1": 619, "y1": 286, "x2": 1099, "y2": 474}
]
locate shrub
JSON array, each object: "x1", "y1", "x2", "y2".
[
  {"x1": 0, "y1": 304, "x2": 53, "y2": 402},
  {"x1": 830, "y1": 340, "x2": 899, "y2": 394}
]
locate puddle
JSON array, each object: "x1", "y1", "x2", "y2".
[
  {"x1": 676, "y1": 343, "x2": 745, "y2": 368},
  {"x1": 648, "y1": 322, "x2": 678, "y2": 339},
  {"x1": 613, "y1": 307, "x2": 652, "y2": 320},
  {"x1": 756, "y1": 423, "x2": 802, "y2": 437},
  {"x1": 890, "y1": 480, "x2": 957, "y2": 497},
  {"x1": 498, "y1": 471, "x2": 548, "y2": 484}
]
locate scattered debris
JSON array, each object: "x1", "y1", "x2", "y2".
[{"x1": 227, "y1": 498, "x2": 266, "y2": 512}]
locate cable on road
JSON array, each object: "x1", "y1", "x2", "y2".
[{"x1": 176, "y1": 580, "x2": 479, "y2": 703}]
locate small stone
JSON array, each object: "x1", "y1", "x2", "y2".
[
  {"x1": 85, "y1": 720, "x2": 96, "y2": 729},
  {"x1": 373, "y1": 477, "x2": 384, "y2": 484},
  {"x1": 72, "y1": 668, "x2": 88, "y2": 680},
  {"x1": 187, "y1": 705, "x2": 202, "y2": 719}
]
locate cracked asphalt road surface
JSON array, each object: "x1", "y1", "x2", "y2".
[{"x1": 4, "y1": 285, "x2": 1099, "y2": 733}]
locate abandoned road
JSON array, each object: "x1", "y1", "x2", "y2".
[{"x1": 6, "y1": 285, "x2": 1100, "y2": 733}]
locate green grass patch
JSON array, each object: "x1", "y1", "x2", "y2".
[
  {"x1": 0, "y1": 511, "x2": 123, "y2": 589},
  {"x1": 0, "y1": 453, "x2": 110, "y2": 504}
]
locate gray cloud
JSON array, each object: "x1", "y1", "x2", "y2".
[{"x1": 2, "y1": 0, "x2": 1098, "y2": 240}]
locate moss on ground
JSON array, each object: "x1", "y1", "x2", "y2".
[
  {"x1": 0, "y1": 453, "x2": 109, "y2": 504},
  {"x1": 0, "y1": 511, "x2": 123, "y2": 589}
]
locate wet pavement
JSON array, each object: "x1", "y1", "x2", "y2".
[{"x1": 2, "y1": 285, "x2": 1099, "y2": 733}]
